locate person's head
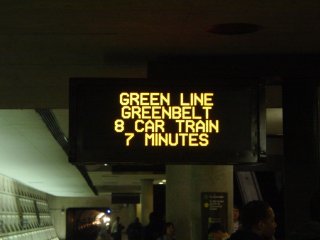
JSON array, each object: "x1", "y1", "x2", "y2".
[
  {"x1": 240, "y1": 200, "x2": 277, "y2": 239},
  {"x1": 208, "y1": 223, "x2": 229, "y2": 240},
  {"x1": 149, "y1": 212, "x2": 159, "y2": 223},
  {"x1": 233, "y1": 205, "x2": 240, "y2": 222},
  {"x1": 164, "y1": 222, "x2": 175, "y2": 236}
]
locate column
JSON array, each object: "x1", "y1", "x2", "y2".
[
  {"x1": 282, "y1": 79, "x2": 320, "y2": 235},
  {"x1": 140, "y1": 179, "x2": 154, "y2": 225},
  {"x1": 166, "y1": 165, "x2": 233, "y2": 240},
  {"x1": 127, "y1": 204, "x2": 137, "y2": 223}
]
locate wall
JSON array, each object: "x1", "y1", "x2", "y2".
[{"x1": 0, "y1": 173, "x2": 58, "y2": 240}]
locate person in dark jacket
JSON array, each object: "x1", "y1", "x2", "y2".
[
  {"x1": 229, "y1": 200, "x2": 277, "y2": 240},
  {"x1": 127, "y1": 217, "x2": 143, "y2": 240},
  {"x1": 143, "y1": 212, "x2": 164, "y2": 240}
]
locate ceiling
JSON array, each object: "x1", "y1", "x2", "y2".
[{"x1": 0, "y1": 0, "x2": 318, "y2": 197}]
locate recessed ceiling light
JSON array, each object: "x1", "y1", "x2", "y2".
[{"x1": 208, "y1": 23, "x2": 263, "y2": 35}]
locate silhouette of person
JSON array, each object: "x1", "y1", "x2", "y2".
[
  {"x1": 156, "y1": 222, "x2": 175, "y2": 240},
  {"x1": 229, "y1": 200, "x2": 277, "y2": 240},
  {"x1": 233, "y1": 204, "x2": 241, "y2": 233},
  {"x1": 143, "y1": 212, "x2": 164, "y2": 240},
  {"x1": 127, "y1": 217, "x2": 143, "y2": 240},
  {"x1": 111, "y1": 216, "x2": 124, "y2": 240}
]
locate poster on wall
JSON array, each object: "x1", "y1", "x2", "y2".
[
  {"x1": 69, "y1": 78, "x2": 261, "y2": 165},
  {"x1": 201, "y1": 192, "x2": 228, "y2": 240}
]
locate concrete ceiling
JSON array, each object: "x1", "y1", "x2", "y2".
[
  {"x1": 0, "y1": 0, "x2": 317, "y2": 196},
  {"x1": 0, "y1": 109, "x2": 92, "y2": 196}
]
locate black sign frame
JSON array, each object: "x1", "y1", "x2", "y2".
[{"x1": 69, "y1": 78, "x2": 263, "y2": 165}]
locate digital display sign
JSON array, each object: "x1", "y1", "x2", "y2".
[
  {"x1": 115, "y1": 92, "x2": 219, "y2": 147},
  {"x1": 69, "y1": 78, "x2": 261, "y2": 164}
]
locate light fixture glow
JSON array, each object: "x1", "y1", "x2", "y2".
[
  {"x1": 97, "y1": 212, "x2": 105, "y2": 218},
  {"x1": 93, "y1": 212, "x2": 111, "y2": 225}
]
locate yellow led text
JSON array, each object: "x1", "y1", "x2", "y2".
[
  {"x1": 121, "y1": 106, "x2": 203, "y2": 119},
  {"x1": 175, "y1": 119, "x2": 219, "y2": 133},
  {"x1": 145, "y1": 133, "x2": 209, "y2": 147},
  {"x1": 180, "y1": 93, "x2": 214, "y2": 106},
  {"x1": 120, "y1": 92, "x2": 170, "y2": 106},
  {"x1": 114, "y1": 92, "x2": 220, "y2": 147},
  {"x1": 135, "y1": 120, "x2": 165, "y2": 132}
]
